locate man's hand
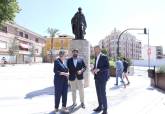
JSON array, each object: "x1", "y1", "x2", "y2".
[
  {"x1": 77, "y1": 70, "x2": 83, "y2": 75},
  {"x1": 92, "y1": 69, "x2": 100, "y2": 75},
  {"x1": 64, "y1": 72, "x2": 69, "y2": 77},
  {"x1": 60, "y1": 72, "x2": 69, "y2": 77}
]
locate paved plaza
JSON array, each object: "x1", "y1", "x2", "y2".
[{"x1": 0, "y1": 64, "x2": 165, "y2": 114}]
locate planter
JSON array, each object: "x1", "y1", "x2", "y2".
[
  {"x1": 148, "y1": 69, "x2": 155, "y2": 79},
  {"x1": 150, "y1": 78, "x2": 155, "y2": 87},
  {"x1": 148, "y1": 67, "x2": 156, "y2": 87},
  {"x1": 110, "y1": 67, "x2": 116, "y2": 77},
  {"x1": 128, "y1": 66, "x2": 134, "y2": 76},
  {"x1": 156, "y1": 73, "x2": 165, "y2": 90}
]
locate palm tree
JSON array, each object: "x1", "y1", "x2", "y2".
[{"x1": 47, "y1": 27, "x2": 59, "y2": 63}]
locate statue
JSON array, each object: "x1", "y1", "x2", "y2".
[{"x1": 71, "y1": 7, "x2": 87, "y2": 40}]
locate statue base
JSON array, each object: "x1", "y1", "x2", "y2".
[{"x1": 69, "y1": 39, "x2": 90, "y2": 87}]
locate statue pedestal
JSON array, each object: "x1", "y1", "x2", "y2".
[{"x1": 69, "y1": 40, "x2": 90, "y2": 87}]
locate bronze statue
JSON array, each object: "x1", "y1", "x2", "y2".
[{"x1": 71, "y1": 7, "x2": 87, "y2": 39}]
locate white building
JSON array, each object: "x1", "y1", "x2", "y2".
[
  {"x1": 99, "y1": 28, "x2": 142, "y2": 59},
  {"x1": 142, "y1": 45, "x2": 163, "y2": 60},
  {"x1": 0, "y1": 22, "x2": 45, "y2": 64}
]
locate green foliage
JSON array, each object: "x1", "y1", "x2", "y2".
[
  {"x1": 47, "y1": 27, "x2": 59, "y2": 37},
  {"x1": 40, "y1": 47, "x2": 45, "y2": 57},
  {"x1": 29, "y1": 44, "x2": 35, "y2": 57},
  {"x1": 126, "y1": 58, "x2": 132, "y2": 66},
  {"x1": 90, "y1": 58, "x2": 95, "y2": 64},
  {"x1": 90, "y1": 54, "x2": 95, "y2": 59},
  {"x1": 0, "y1": 0, "x2": 20, "y2": 26},
  {"x1": 109, "y1": 60, "x2": 115, "y2": 68},
  {"x1": 8, "y1": 37, "x2": 19, "y2": 56},
  {"x1": 101, "y1": 48, "x2": 108, "y2": 55},
  {"x1": 40, "y1": 47, "x2": 46, "y2": 62}
]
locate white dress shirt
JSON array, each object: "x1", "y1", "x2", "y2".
[
  {"x1": 73, "y1": 58, "x2": 77, "y2": 67},
  {"x1": 95, "y1": 53, "x2": 101, "y2": 68}
]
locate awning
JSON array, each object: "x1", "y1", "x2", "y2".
[{"x1": 19, "y1": 43, "x2": 29, "y2": 49}]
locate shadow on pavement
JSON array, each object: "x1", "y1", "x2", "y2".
[
  {"x1": 67, "y1": 104, "x2": 81, "y2": 113},
  {"x1": 24, "y1": 86, "x2": 71, "y2": 99},
  {"x1": 156, "y1": 88, "x2": 165, "y2": 94},
  {"x1": 48, "y1": 111, "x2": 54, "y2": 114},
  {"x1": 110, "y1": 85, "x2": 124, "y2": 90},
  {"x1": 146, "y1": 87, "x2": 155, "y2": 90},
  {"x1": 147, "y1": 86, "x2": 165, "y2": 94},
  {"x1": 24, "y1": 86, "x2": 54, "y2": 99},
  {"x1": 90, "y1": 112, "x2": 98, "y2": 114},
  {"x1": 48, "y1": 111, "x2": 69, "y2": 114}
]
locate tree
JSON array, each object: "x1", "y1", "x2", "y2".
[
  {"x1": 47, "y1": 27, "x2": 59, "y2": 63},
  {"x1": 0, "y1": 0, "x2": 20, "y2": 27},
  {"x1": 40, "y1": 47, "x2": 46, "y2": 62},
  {"x1": 101, "y1": 48, "x2": 108, "y2": 55},
  {"x1": 8, "y1": 37, "x2": 19, "y2": 64},
  {"x1": 29, "y1": 44, "x2": 35, "y2": 63}
]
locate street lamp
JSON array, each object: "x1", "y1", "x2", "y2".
[
  {"x1": 144, "y1": 28, "x2": 150, "y2": 69},
  {"x1": 117, "y1": 28, "x2": 147, "y2": 57}
]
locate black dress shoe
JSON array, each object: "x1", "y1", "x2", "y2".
[
  {"x1": 114, "y1": 83, "x2": 118, "y2": 86},
  {"x1": 93, "y1": 107, "x2": 102, "y2": 112},
  {"x1": 81, "y1": 103, "x2": 85, "y2": 109}
]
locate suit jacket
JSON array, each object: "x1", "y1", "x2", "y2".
[
  {"x1": 123, "y1": 61, "x2": 128, "y2": 71},
  {"x1": 54, "y1": 58, "x2": 69, "y2": 81},
  {"x1": 67, "y1": 57, "x2": 86, "y2": 81},
  {"x1": 94, "y1": 53, "x2": 110, "y2": 81}
]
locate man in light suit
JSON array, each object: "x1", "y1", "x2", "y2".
[
  {"x1": 92, "y1": 45, "x2": 110, "y2": 114},
  {"x1": 67, "y1": 49, "x2": 86, "y2": 108}
]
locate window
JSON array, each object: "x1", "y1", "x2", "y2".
[
  {"x1": 25, "y1": 34, "x2": 28, "y2": 38},
  {"x1": 0, "y1": 26, "x2": 7, "y2": 33},
  {"x1": 35, "y1": 49, "x2": 38, "y2": 53},
  {"x1": 35, "y1": 38, "x2": 39, "y2": 43},
  {"x1": 19, "y1": 32, "x2": 23, "y2": 37},
  {"x1": 0, "y1": 41, "x2": 7, "y2": 49}
]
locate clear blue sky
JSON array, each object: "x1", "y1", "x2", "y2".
[{"x1": 15, "y1": 0, "x2": 165, "y2": 52}]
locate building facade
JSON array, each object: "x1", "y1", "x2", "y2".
[
  {"x1": 44, "y1": 35, "x2": 73, "y2": 62},
  {"x1": 142, "y1": 45, "x2": 163, "y2": 60},
  {"x1": 99, "y1": 28, "x2": 142, "y2": 59},
  {"x1": 0, "y1": 22, "x2": 45, "y2": 64}
]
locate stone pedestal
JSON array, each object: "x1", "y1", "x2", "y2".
[{"x1": 69, "y1": 39, "x2": 90, "y2": 87}]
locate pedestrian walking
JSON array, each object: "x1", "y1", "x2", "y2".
[
  {"x1": 122, "y1": 58, "x2": 130, "y2": 85},
  {"x1": 115, "y1": 57, "x2": 126, "y2": 88}
]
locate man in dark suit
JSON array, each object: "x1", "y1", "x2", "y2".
[
  {"x1": 92, "y1": 45, "x2": 110, "y2": 114},
  {"x1": 67, "y1": 49, "x2": 86, "y2": 108}
]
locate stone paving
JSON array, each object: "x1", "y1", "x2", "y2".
[{"x1": 0, "y1": 64, "x2": 165, "y2": 114}]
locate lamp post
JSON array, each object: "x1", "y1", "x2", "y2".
[
  {"x1": 143, "y1": 28, "x2": 150, "y2": 69},
  {"x1": 145, "y1": 29, "x2": 150, "y2": 69},
  {"x1": 117, "y1": 28, "x2": 147, "y2": 57}
]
